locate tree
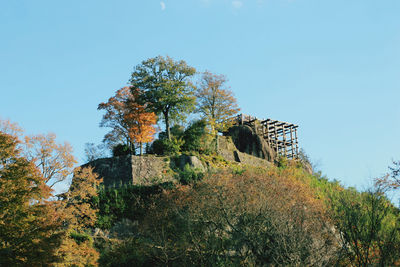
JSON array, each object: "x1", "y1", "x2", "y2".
[
  {"x1": 125, "y1": 88, "x2": 157, "y2": 155},
  {"x1": 130, "y1": 55, "x2": 197, "y2": 140},
  {"x1": 0, "y1": 119, "x2": 77, "y2": 189},
  {"x1": 329, "y1": 186, "x2": 400, "y2": 266},
  {"x1": 84, "y1": 142, "x2": 107, "y2": 163},
  {"x1": 55, "y1": 167, "x2": 102, "y2": 266},
  {"x1": 0, "y1": 117, "x2": 23, "y2": 137},
  {"x1": 196, "y1": 71, "x2": 240, "y2": 135},
  {"x1": 0, "y1": 131, "x2": 63, "y2": 266},
  {"x1": 24, "y1": 133, "x2": 77, "y2": 188},
  {"x1": 98, "y1": 86, "x2": 157, "y2": 155},
  {"x1": 98, "y1": 86, "x2": 135, "y2": 150}
]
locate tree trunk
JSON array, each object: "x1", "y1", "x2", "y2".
[
  {"x1": 215, "y1": 133, "x2": 219, "y2": 153},
  {"x1": 129, "y1": 141, "x2": 134, "y2": 155},
  {"x1": 164, "y1": 111, "x2": 171, "y2": 140},
  {"x1": 139, "y1": 142, "x2": 143, "y2": 156}
]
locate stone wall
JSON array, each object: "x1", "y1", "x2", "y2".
[{"x1": 83, "y1": 155, "x2": 175, "y2": 186}]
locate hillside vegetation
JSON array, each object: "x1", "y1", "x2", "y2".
[{"x1": 1, "y1": 56, "x2": 400, "y2": 266}]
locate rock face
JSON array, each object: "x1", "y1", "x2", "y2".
[
  {"x1": 177, "y1": 155, "x2": 206, "y2": 172},
  {"x1": 218, "y1": 136, "x2": 272, "y2": 168},
  {"x1": 226, "y1": 125, "x2": 276, "y2": 162}
]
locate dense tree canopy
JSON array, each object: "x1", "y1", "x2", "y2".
[
  {"x1": 0, "y1": 131, "x2": 62, "y2": 265},
  {"x1": 130, "y1": 55, "x2": 197, "y2": 140}
]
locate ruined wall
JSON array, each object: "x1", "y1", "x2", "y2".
[{"x1": 83, "y1": 155, "x2": 175, "y2": 186}]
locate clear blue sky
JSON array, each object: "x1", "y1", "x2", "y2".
[{"x1": 1, "y1": 0, "x2": 400, "y2": 192}]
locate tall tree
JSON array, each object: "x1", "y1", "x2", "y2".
[
  {"x1": 130, "y1": 55, "x2": 197, "y2": 140},
  {"x1": 98, "y1": 86, "x2": 134, "y2": 150},
  {"x1": 125, "y1": 88, "x2": 157, "y2": 155},
  {"x1": 98, "y1": 86, "x2": 157, "y2": 155},
  {"x1": 0, "y1": 119, "x2": 77, "y2": 189},
  {"x1": 0, "y1": 131, "x2": 62, "y2": 266},
  {"x1": 196, "y1": 71, "x2": 240, "y2": 135}
]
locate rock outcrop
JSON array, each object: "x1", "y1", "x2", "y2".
[
  {"x1": 177, "y1": 155, "x2": 206, "y2": 172},
  {"x1": 225, "y1": 124, "x2": 276, "y2": 162}
]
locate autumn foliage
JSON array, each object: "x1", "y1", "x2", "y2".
[
  {"x1": 98, "y1": 86, "x2": 157, "y2": 155},
  {"x1": 54, "y1": 167, "x2": 102, "y2": 266},
  {"x1": 24, "y1": 133, "x2": 77, "y2": 188},
  {"x1": 0, "y1": 131, "x2": 63, "y2": 265},
  {"x1": 0, "y1": 121, "x2": 101, "y2": 266},
  {"x1": 125, "y1": 88, "x2": 157, "y2": 155},
  {"x1": 196, "y1": 71, "x2": 240, "y2": 134}
]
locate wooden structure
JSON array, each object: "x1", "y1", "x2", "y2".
[{"x1": 234, "y1": 114, "x2": 299, "y2": 159}]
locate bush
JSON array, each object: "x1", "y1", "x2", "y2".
[
  {"x1": 70, "y1": 231, "x2": 92, "y2": 245},
  {"x1": 112, "y1": 144, "x2": 133, "y2": 157},
  {"x1": 181, "y1": 120, "x2": 208, "y2": 152},
  {"x1": 177, "y1": 164, "x2": 204, "y2": 185},
  {"x1": 151, "y1": 137, "x2": 183, "y2": 155}
]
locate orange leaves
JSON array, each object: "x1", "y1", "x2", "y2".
[
  {"x1": 125, "y1": 88, "x2": 157, "y2": 151},
  {"x1": 0, "y1": 131, "x2": 63, "y2": 265},
  {"x1": 98, "y1": 86, "x2": 157, "y2": 153},
  {"x1": 62, "y1": 167, "x2": 101, "y2": 230}
]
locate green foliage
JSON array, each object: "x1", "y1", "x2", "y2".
[
  {"x1": 177, "y1": 164, "x2": 205, "y2": 185},
  {"x1": 112, "y1": 143, "x2": 133, "y2": 157},
  {"x1": 181, "y1": 119, "x2": 208, "y2": 153},
  {"x1": 69, "y1": 231, "x2": 92, "y2": 245},
  {"x1": 276, "y1": 155, "x2": 289, "y2": 169},
  {"x1": 151, "y1": 137, "x2": 183, "y2": 156},
  {"x1": 150, "y1": 120, "x2": 212, "y2": 155},
  {"x1": 130, "y1": 55, "x2": 196, "y2": 140},
  {"x1": 329, "y1": 186, "x2": 400, "y2": 266},
  {"x1": 93, "y1": 183, "x2": 174, "y2": 229},
  {"x1": 98, "y1": 237, "x2": 147, "y2": 267},
  {"x1": 230, "y1": 164, "x2": 245, "y2": 175}
]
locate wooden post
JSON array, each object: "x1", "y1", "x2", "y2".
[
  {"x1": 282, "y1": 125, "x2": 286, "y2": 158},
  {"x1": 274, "y1": 122, "x2": 278, "y2": 153},
  {"x1": 294, "y1": 127, "x2": 299, "y2": 158},
  {"x1": 290, "y1": 126, "x2": 294, "y2": 159}
]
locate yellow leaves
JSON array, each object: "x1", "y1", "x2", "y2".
[
  {"x1": 196, "y1": 71, "x2": 240, "y2": 134},
  {"x1": 0, "y1": 117, "x2": 23, "y2": 137},
  {"x1": 23, "y1": 133, "x2": 77, "y2": 188}
]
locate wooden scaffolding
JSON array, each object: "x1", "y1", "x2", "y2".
[{"x1": 234, "y1": 114, "x2": 299, "y2": 159}]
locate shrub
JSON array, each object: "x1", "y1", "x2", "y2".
[
  {"x1": 112, "y1": 144, "x2": 133, "y2": 157},
  {"x1": 177, "y1": 164, "x2": 204, "y2": 185},
  {"x1": 151, "y1": 137, "x2": 183, "y2": 155},
  {"x1": 181, "y1": 120, "x2": 208, "y2": 152}
]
